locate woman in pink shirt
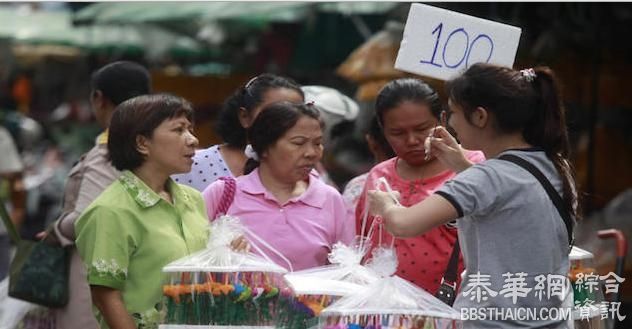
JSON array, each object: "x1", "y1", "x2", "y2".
[
  {"x1": 203, "y1": 101, "x2": 354, "y2": 271},
  {"x1": 173, "y1": 74, "x2": 304, "y2": 191},
  {"x1": 355, "y1": 78, "x2": 485, "y2": 294}
]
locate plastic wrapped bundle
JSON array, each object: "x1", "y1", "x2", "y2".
[
  {"x1": 317, "y1": 246, "x2": 461, "y2": 329},
  {"x1": 278, "y1": 278, "x2": 365, "y2": 329},
  {"x1": 318, "y1": 275, "x2": 461, "y2": 329},
  {"x1": 160, "y1": 216, "x2": 290, "y2": 328},
  {"x1": 286, "y1": 239, "x2": 380, "y2": 286},
  {"x1": 278, "y1": 240, "x2": 378, "y2": 329},
  {"x1": 570, "y1": 246, "x2": 602, "y2": 305},
  {"x1": 569, "y1": 246, "x2": 605, "y2": 327}
]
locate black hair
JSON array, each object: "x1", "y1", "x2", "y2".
[
  {"x1": 216, "y1": 74, "x2": 304, "y2": 148},
  {"x1": 244, "y1": 101, "x2": 322, "y2": 174},
  {"x1": 108, "y1": 94, "x2": 194, "y2": 171},
  {"x1": 90, "y1": 61, "x2": 151, "y2": 106},
  {"x1": 446, "y1": 62, "x2": 580, "y2": 222},
  {"x1": 375, "y1": 78, "x2": 442, "y2": 126},
  {"x1": 367, "y1": 115, "x2": 395, "y2": 159}
]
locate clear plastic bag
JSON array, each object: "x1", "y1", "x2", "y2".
[
  {"x1": 318, "y1": 244, "x2": 461, "y2": 329},
  {"x1": 160, "y1": 216, "x2": 290, "y2": 328},
  {"x1": 285, "y1": 238, "x2": 380, "y2": 288},
  {"x1": 279, "y1": 240, "x2": 376, "y2": 329},
  {"x1": 319, "y1": 275, "x2": 461, "y2": 329},
  {"x1": 569, "y1": 246, "x2": 606, "y2": 327}
]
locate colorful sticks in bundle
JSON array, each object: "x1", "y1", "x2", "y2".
[
  {"x1": 161, "y1": 271, "x2": 289, "y2": 326},
  {"x1": 320, "y1": 314, "x2": 458, "y2": 329},
  {"x1": 276, "y1": 294, "x2": 337, "y2": 329}
]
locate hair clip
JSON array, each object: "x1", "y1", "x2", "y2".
[
  {"x1": 520, "y1": 68, "x2": 536, "y2": 82},
  {"x1": 244, "y1": 75, "x2": 260, "y2": 90},
  {"x1": 244, "y1": 144, "x2": 259, "y2": 161}
]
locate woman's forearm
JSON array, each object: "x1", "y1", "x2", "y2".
[
  {"x1": 384, "y1": 194, "x2": 459, "y2": 238},
  {"x1": 91, "y1": 286, "x2": 136, "y2": 329}
]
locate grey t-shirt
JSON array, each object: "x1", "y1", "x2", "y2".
[{"x1": 436, "y1": 149, "x2": 573, "y2": 329}]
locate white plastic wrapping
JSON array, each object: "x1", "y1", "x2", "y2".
[
  {"x1": 364, "y1": 247, "x2": 398, "y2": 278},
  {"x1": 278, "y1": 239, "x2": 376, "y2": 329},
  {"x1": 321, "y1": 275, "x2": 460, "y2": 319},
  {"x1": 569, "y1": 246, "x2": 605, "y2": 324},
  {"x1": 319, "y1": 275, "x2": 461, "y2": 329},
  {"x1": 163, "y1": 216, "x2": 288, "y2": 274},
  {"x1": 317, "y1": 238, "x2": 461, "y2": 329},
  {"x1": 570, "y1": 246, "x2": 595, "y2": 261},
  {"x1": 284, "y1": 276, "x2": 365, "y2": 297},
  {"x1": 284, "y1": 239, "x2": 380, "y2": 292},
  {"x1": 160, "y1": 216, "x2": 291, "y2": 327}
]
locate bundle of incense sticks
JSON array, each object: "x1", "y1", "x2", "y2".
[
  {"x1": 275, "y1": 294, "x2": 340, "y2": 329},
  {"x1": 161, "y1": 271, "x2": 290, "y2": 326}
]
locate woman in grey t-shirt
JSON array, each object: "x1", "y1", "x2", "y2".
[{"x1": 368, "y1": 63, "x2": 578, "y2": 329}]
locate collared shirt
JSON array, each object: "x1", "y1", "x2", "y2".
[
  {"x1": 75, "y1": 171, "x2": 209, "y2": 329},
  {"x1": 54, "y1": 131, "x2": 119, "y2": 246},
  {"x1": 202, "y1": 168, "x2": 354, "y2": 271},
  {"x1": 51, "y1": 130, "x2": 117, "y2": 329},
  {"x1": 96, "y1": 130, "x2": 108, "y2": 145}
]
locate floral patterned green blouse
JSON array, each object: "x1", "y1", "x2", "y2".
[{"x1": 75, "y1": 170, "x2": 209, "y2": 329}]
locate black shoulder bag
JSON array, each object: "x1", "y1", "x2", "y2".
[
  {"x1": 435, "y1": 238, "x2": 460, "y2": 306},
  {"x1": 1, "y1": 199, "x2": 70, "y2": 307}
]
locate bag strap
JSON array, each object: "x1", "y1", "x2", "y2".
[
  {"x1": 498, "y1": 154, "x2": 575, "y2": 248},
  {"x1": 215, "y1": 176, "x2": 236, "y2": 217},
  {"x1": 0, "y1": 197, "x2": 21, "y2": 244},
  {"x1": 440, "y1": 238, "x2": 460, "y2": 287}
]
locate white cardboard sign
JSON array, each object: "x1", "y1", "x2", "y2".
[{"x1": 395, "y1": 4, "x2": 522, "y2": 81}]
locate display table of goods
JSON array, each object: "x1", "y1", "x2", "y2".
[
  {"x1": 159, "y1": 216, "x2": 290, "y2": 329},
  {"x1": 279, "y1": 241, "x2": 378, "y2": 329},
  {"x1": 570, "y1": 246, "x2": 606, "y2": 329}
]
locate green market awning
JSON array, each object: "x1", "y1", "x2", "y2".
[
  {"x1": 0, "y1": 6, "x2": 204, "y2": 58},
  {"x1": 73, "y1": 2, "x2": 398, "y2": 25}
]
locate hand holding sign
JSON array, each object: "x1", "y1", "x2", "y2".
[{"x1": 395, "y1": 4, "x2": 522, "y2": 80}]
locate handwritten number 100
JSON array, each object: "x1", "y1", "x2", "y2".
[{"x1": 420, "y1": 23, "x2": 494, "y2": 69}]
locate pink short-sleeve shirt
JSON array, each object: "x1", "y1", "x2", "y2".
[{"x1": 203, "y1": 168, "x2": 354, "y2": 271}]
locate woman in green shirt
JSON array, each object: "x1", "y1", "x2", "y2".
[{"x1": 75, "y1": 94, "x2": 226, "y2": 329}]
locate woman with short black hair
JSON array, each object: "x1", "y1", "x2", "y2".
[{"x1": 75, "y1": 94, "x2": 210, "y2": 329}]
